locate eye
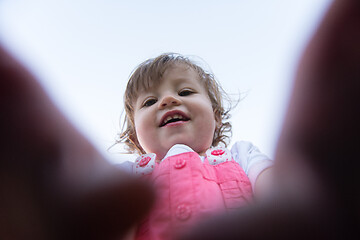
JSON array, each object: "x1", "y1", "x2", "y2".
[
  {"x1": 179, "y1": 89, "x2": 194, "y2": 96},
  {"x1": 143, "y1": 98, "x2": 157, "y2": 107}
]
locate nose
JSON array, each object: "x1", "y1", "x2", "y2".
[{"x1": 159, "y1": 95, "x2": 181, "y2": 109}]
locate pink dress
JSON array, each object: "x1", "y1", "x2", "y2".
[{"x1": 133, "y1": 145, "x2": 253, "y2": 240}]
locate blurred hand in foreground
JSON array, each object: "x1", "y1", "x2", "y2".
[
  {"x1": 180, "y1": 0, "x2": 360, "y2": 239},
  {"x1": 0, "y1": 46, "x2": 154, "y2": 239}
]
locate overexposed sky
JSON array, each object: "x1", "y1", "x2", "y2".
[{"x1": 0, "y1": 0, "x2": 332, "y2": 162}]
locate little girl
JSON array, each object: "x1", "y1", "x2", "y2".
[{"x1": 116, "y1": 53, "x2": 273, "y2": 240}]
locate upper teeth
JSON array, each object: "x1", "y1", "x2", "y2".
[{"x1": 164, "y1": 114, "x2": 184, "y2": 124}]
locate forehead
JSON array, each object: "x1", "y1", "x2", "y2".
[
  {"x1": 140, "y1": 63, "x2": 204, "y2": 93},
  {"x1": 162, "y1": 64, "x2": 201, "y2": 83}
]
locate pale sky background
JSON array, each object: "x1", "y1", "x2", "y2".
[{"x1": 0, "y1": 0, "x2": 332, "y2": 163}]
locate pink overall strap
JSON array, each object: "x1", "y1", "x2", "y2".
[{"x1": 203, "y1": 158, "x2": 253, "y2": 209}]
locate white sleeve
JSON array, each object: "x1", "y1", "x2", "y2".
[
  {"x1": 115, "y1": 161, "x2": 134, "y2": 173},
  {"x1": 231, "y1": 141, "x2": 273, "y2": 190},
  {"x1": 107, "y1": 154, "x2": 137, "y2": 173}
]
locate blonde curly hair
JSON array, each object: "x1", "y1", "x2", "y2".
[{"x1": 115, "y1": 53, "x2": 234, "y2": 155}]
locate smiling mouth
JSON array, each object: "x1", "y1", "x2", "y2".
[{"x1": 160, "y1": 113, "x2": 190, "y2": 127}]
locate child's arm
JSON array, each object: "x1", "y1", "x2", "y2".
[
  {"x1": 253, "y1": 167, "x2": 274, "y2": 199},
  {"x1": 231, "y1": 141, "x2": 274, "y2": 198}
]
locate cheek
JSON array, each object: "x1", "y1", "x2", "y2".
[
  {"x1": 197, "y1": 103, "x2": 217, "y2": 135},
  {"x1": 208, "y1": 115, "x2": 217, "y2": 137},
  {"x1": 202, "y1": 101, "x2": 217, "y2": 125},
  {"x1": 196, "y1": 113, "x2": 217, "y2": 150},
  {"x1": 206, "y1": 106, "x2": 218, "y2": 141},
  {"x1": 133, "y1": 113, "x2": 143, "y2": 140},
  {"x1": 134, "y1": 114, "x2": 146, "y2": 139},
  {"x1": 134, "y1": 113, "x2": 155, "y2": 149}
]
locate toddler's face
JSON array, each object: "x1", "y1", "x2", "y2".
[{"x1": 133, "y1": 64, "x2": 217, "y2": 160}]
